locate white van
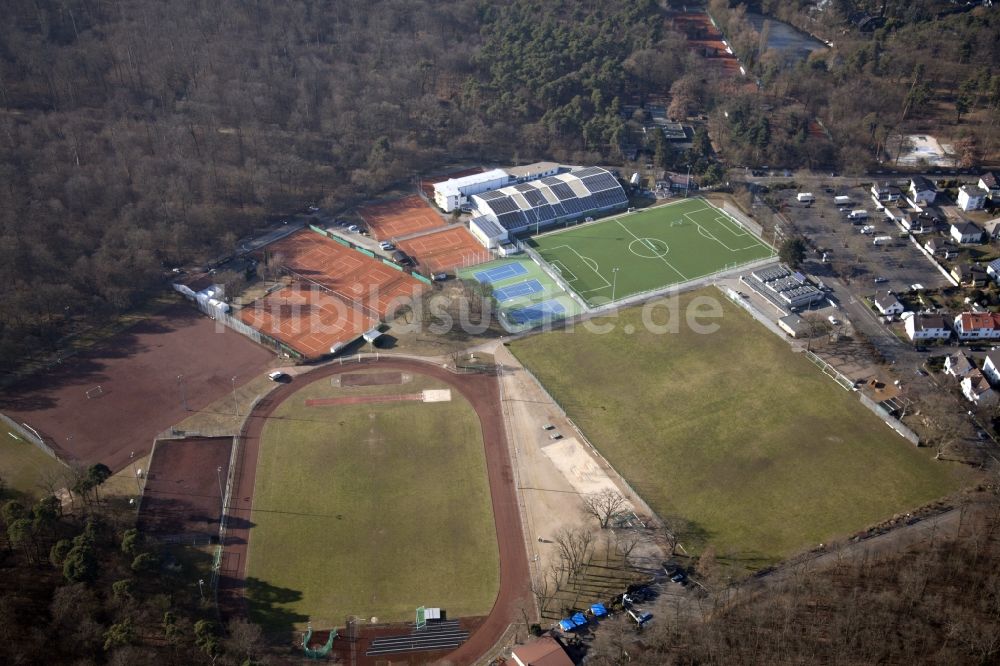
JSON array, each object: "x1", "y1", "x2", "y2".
[
  {"x1": 797, "y1": 192, "x2": 815, "y2": 203},
  {"x1": 847, "y1": 209, "x2": 868, "y2": 220}
]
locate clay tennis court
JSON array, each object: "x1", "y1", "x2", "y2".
[
  {"x1": 674, "y1": 12, "x2": 743, "y2": 76},
  {"x1": 397, "y1": 226, "x2": 492, "y2": 274},
  {"x1": 137, "y1": 436, "x2": 232, "y2": 541},
  {"x1": 263, "y1": 230, "x2": 427, "y2": 320},
  {"x1": 238, "y1": 286, "x2": 376, "y2": 359},
  {"x1": 218, "y1": 358, "x2": 532, "y2": 665},
  {"x1": 358, "y1": 195, "x2": 445, "y2": 240},
  {"x1": 419, "y1": 166, "x2": 485, "y2": 198},
  {"x1": 0, "y1": 302, "x2": 273, "y2": 473}
]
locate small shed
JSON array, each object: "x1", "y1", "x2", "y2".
[{"x1": 778, "y1": 314, "x2": 809, "y2": 338}]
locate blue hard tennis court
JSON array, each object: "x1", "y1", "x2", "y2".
[
  {"x1": 493, "y1": 279, "x2": 544, "y2": 303},
  {"x1": 506, "y1": 299, "x2": 566, "y2": 325},
  {"x1": 473, "y1": 262, "x2": 527, "y2": 285}
]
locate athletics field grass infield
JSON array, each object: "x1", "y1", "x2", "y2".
[
  {"x1": 246, "y1": 373, "x2": 498, "y2": 631},
  {"x1": 510, "y1": 291, "x2": 967, "y2": 568},
  {"x1": 529, "y1": 198, "x2": 775, "y2": 307}
]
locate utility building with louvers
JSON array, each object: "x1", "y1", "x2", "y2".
[{"x1": 468, "y1": 167, "x2": 628, "y2": 247}]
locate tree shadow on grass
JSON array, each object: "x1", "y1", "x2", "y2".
[{"x1": 245, "y1": 576, "x2": 310, "y2": 640}]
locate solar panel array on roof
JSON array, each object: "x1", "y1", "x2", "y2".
[
  {"x1": 471, "y1": 216, "x2": 505, "y2": 238},
  {"x1": 473, "y1": 167, "x2": 627, "y2": 233},
  {"x1": 489, "y1": 196, "x2": 520, "y2": 214},
  {"x1": 581, "y1": 173, "x2": 620, "y2": 193},
  {"x1": 572, "y1": 166, "x2": 605, "y2": 178},
  {"x1": 522, "y1": 189, "x2": 548, "y2": 207},
  {"x1": 496, "y1": 211, "x2": 527, "y2": 230},
  {"x1": 550, "y1": 183, "x2": 576, "y2": 201}
]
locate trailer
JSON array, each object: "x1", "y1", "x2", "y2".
[
  {"x1": 834, "y1": 195, "x2": 851, "y2": 205},
  {"x1": 847, "y1": 209, "x2": 869, "y2": 220},
  {"x1": 797, "y1": 192, "x2": 815, "y2": 203},
  {"x1": 873, "y1": 235, "x2": 894, "y2": 246}
]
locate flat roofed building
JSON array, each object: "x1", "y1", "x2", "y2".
[
  {"x1": 433, "y1": 169, "x2": 511, "y2": 213},
  {"x1": 505, "y1": 162, "x2": 560, "y2": 183},
  {"x1": 469, "y1": 167, "x2": 627, "y2": 241}
]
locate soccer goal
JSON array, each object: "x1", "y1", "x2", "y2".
[{"x1": 85, "y1": 385, "x2": 104, "y2": 399}]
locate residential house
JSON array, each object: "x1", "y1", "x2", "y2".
[
  {"x1": 909, "y1": 176, "x2": 937, "y2": 205},
  {"x1": 924, "y1": 237, "x2": 956, "y2": 258},
  {"x1": 511, "y1": 636, "x2": 574, "y2": 666},
  {"x1": 898, "y1": 211, "x2": 926, "y2": 232},
  {"x1": 871, "y1": 182, "x2": 903, "y2": 202},
  {"x1": 904, "y1": 313, "x2": 951, "y2": 341},
  {"x1": 951, "y1": 263, "x2": 989, "y2": 287},
  {"x1": 982, "y1": 351, "x2": 1000, "y2": 385},
  {"x1": 662, "y1": 171, "x2": 697, "y2": 192},
  {"x1": 950, "y1": 220, "x2": 983, "y2": 244},
  {"x1": 987, "y1": 259, "x2": 1000, "y2": 283},
  {"x1": 983, "y1": 217, "x2": 1000, "y2": 240},
  {"x1": 979, "y1": 171, "x2": 1000, "y2": 200},
  {"x1": 874, "y1": 291, "x2": 905, "y2": 317},
  {"x1": 961, "y1": 369, "x2": 999, "y2": 407},
  {"x1": 953, "y1": 312, "x2": 1000, "y2": 340},
  {"x1": 957, "y1": 184, "x2": 986, "y2": 211},
  {"x1": 944, "y1": 350, "x2": 976, "y2": 377}
]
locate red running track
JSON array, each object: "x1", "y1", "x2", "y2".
[{"x1": 217, "y1": 358, "x2": 532, "y2": 664}]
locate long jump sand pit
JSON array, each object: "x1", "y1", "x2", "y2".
[
  {"x1": 541, "y1": 437, "x2": 633, "y2": 510},
  {"x1": 304, "y1": 389, "x2": 451, "y2": 407}
]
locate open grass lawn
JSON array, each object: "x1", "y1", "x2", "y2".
[
  {"x1": 247, "y1": 372, "x2": 499, "y2": 631},
  {"x1": 529, "y1": 198, "x2": 773, "y2": 306},
  {"x1": 0, "y1": 423, "x2": 66, "y2": 499},
  {"x1": 510, "y1": 290, "x2": 967, "y2": 567}
]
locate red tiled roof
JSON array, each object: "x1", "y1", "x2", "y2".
[{"x1": 961, "y1": 312, "x2": 997, "y2": 331}]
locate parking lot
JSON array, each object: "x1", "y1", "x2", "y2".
[{"x1": 774, "y1": 186, "x2": 950, "y2": 296}]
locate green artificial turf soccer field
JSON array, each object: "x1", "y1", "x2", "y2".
[
  {"x1": 510, "y1": 291, "x2": 966, "y2": 567},
  {"x1": 528, "y1": 198, "x2": 774, "y2": 307},
  {"x1": 246, "y1": 373, "x2": 499, "y2": 631}
]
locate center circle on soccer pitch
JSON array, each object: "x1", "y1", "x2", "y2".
[{"x1": 628, "y1": 238, "x2": 669, "y2": 259}]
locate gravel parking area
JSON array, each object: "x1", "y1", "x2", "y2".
[{"x1": 775, "y1": 186, "x2": 949, "y2": 295}]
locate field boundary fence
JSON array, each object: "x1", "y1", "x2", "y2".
[
  {"x1": 515, "y1": 363, "x2": 659, "y2": 525},
  {"x1": 0, "y1": 412, "x2": 64, "y2": 463},
  {"x1": 859, "y1": 393, "x2": 921, "y2": 446}
]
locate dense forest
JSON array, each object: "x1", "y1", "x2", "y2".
[
  {"x1": 3, "y1": 1, "x2": 1000, "y2": 374},
  {"x1": 707, "y1": 0, "x2": 1000, "y2": 169},
  {"x1": 0, "y1": 0, "x2": 689, "y2": 374},
  {"x1": 586, "y1": 495, "x2": 1000, "y2": 665}
]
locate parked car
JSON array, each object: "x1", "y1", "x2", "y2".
[
  {"x1": 267, "y1": 371, "x2": 289, "y2": 382},
  {"x1": 346, "y1": 224, "x2": 360, "y2": 233},
  {"x1": 670, "y1": 571, "x2": 687, "y2": 584},
  {"x1": 432, "y1": 272, "x2": 448, "y2": 281},
  {"x1": 379, "y1": 241, "x2": 395, "y2": 251}
]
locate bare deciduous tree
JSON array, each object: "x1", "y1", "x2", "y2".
[
  {"x1": 582, "y1": 489, "x2": 627, "y2": 529},
  {"x1": 554, "y1": 527, "x2": 594, "y2": 581}
]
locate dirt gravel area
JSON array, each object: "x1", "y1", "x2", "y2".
[
  {"x1": 137, "y1": 436, "x2": 233, "y2": 540},
  {"x1": 0, "y1": 302, "x2": 275, "y2": 472}
]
